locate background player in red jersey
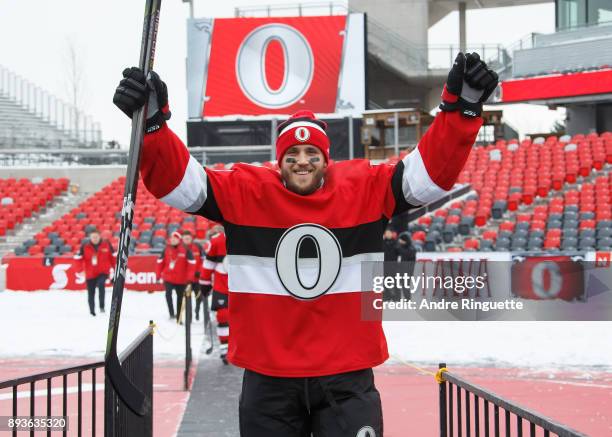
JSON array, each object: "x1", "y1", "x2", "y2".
[
  {"x1": 113, "y1": 53, "x2": 498, "y2": 436},
  {"x1": 74, "y1": 229, "x2": 115, "y2": 316},
  {"x1": 181, "y1": 230, "x2": 203, "y2": 320},
  {"x1": 157, "y1": 230, "x2": 196, "y2": 321},
  {"x1": 199, "y1": 224, "x2": 229, "y2": 363}
]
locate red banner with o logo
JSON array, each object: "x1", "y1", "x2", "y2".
[{"x1": 186, "y1": 15, "x2": 366, "y2": 117}]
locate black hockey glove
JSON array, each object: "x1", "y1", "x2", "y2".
[
  {"x1": 440, "y1": 52, "x2": 498, "y2": 118},
  {"x1": 112, "y1": 67, "x2": 171, "y2": 133}
]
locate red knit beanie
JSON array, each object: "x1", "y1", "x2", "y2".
[{"x1": 276, "y1": 110, "x2": 330, "y2": 163}]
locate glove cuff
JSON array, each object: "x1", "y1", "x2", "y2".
[
  {"x1": 458, "y1": 98, "x2": 482, "y2": 118},
  {"x1": 439, "y1": 97, "x2": 482, "y2": 118},
  {"x1": 145, "y1": 110, "x2": 171, "y2": 134}
]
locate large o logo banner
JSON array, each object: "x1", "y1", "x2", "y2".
[
  {"x1": 236, "y1": 24, "x2": 314, "y2": 109},
  {"x1": 187, "y1": 15, "x2": 366, "y2": 117}
]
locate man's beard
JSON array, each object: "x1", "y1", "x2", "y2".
[{"x1": 281, "y1": 167, "x2": 325, "y2": 195}]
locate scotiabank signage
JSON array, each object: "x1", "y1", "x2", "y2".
[
  {"x1": 4, "y1": 256, "x2": 163, "y2": 292},
  {"x1": 186, "y1": 14, "x2": 366, "y2": 117}
]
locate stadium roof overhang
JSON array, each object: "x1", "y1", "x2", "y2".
[
  {"x1": 429, "y1": 0, "x2": 551, "y2": 26},
  {"x1": 490, "y1": 69, "x2": 612, "y2": 106}
]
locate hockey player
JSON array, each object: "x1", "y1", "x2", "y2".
[
  {"x1": 113, "y1": 52, "x2": 498, "y2": 436},
  {"x1": 199, "y1": 225, "x2": 229, "y2": 364},
  {"x1": 156, "y1": 230, "x2": 196, "y2": 320},
  {"x1": 74, "y1": 229, "x2": 115, "y2": 316},
  {"x1": 181, "y1": 230, "x2": 204, "y2": 320}
]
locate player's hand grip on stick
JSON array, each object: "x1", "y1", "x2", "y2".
[{"x1": 113, "y1": 68, "x2": 170, "y2": 133}]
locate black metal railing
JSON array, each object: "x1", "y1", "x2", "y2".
[
  {"x1": 0, "y1": 361, "x2": 104, "y2": 437},
  {"x1": 104, "y1": 324, "x2": 154, "y2": 437},
  {"x1": 0, "y1": 324, "x2": 154, "y2": 437},
  {"x1": 437, "y1": 363, "x2": 589, "y2": 437},
  {"x1": 184, "y1": 286, "x2": 193, "y2": 391}
]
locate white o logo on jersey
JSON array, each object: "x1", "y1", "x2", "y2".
[
  {"x1": 356, "y1": 426, "x2": 376, "y2": 437},
  {"x1": 295, "y1": 127, "x2": 310, "y2": 142},
  {"x1": 236, "y1": 23, "x2": 314, "y2": 109},
  {"x1": 275, "y1": 224, "x2": 342, "y2": 299},
  {"x1": 531, "y1": 261, "x2": 562, "y2": 299}
]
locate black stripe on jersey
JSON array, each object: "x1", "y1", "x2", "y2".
[
  {"x1": 224, "y1": 217, "x2": 388, "y2": 258},
  {"x1": 391, "y1": 160, "x2": 415, "y2": 216},
  {"x1": 192, "y1": 181, "x2": 223, "y2": 222},
  {"x1": 206, "y1": 255, "x2": 224, "y2": 263}
]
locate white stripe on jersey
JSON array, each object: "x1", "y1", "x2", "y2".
[
  {"x1": 160, "y1": 155, "x2": 207, "y2": 212},
  {"x1": 401, "y1": 148, "x2": 450, "y2": 205},
  {"x1": 227, "y1": 252, "x2": 383, "y2": 296},
  {"x1": 217, "y1": 326, "x2": 229, "y2": 337}
]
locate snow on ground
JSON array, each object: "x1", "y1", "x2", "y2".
[
  {"x1": 0, "y1": 289, "x2": 207, "y2": 359},
  {"x1": 384, "y1": 321, "x2": 612, "y2": 370},
  {"x1": 0, "y1": 290, "x2": 611, "y2": 370}
]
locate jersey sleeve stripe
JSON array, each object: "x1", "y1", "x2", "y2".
[
  {"x1": 160, "y1": 155, "x2": 208, "y2": 212},
  {"x1": 401, "y1": 147, "x2": 449, "y2": 205}
]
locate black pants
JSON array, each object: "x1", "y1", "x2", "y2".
[
  {"x1": 239, "y1": 368, "x2": 382, "y2": 437},
  {"x1": 86, "y1": 274, "x2": 107, "y2": 313},
  {"x1": 193, "y1": 282, "x2": 205, "y2": 315},
  {"x1": 164, "y1": 282, "x2": 186, "y2": 318}
]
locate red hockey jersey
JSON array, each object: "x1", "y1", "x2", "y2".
[
  {"x1": 140, "y1": 110, "x2": 482, "y2": 377},
  {"x1": 156, "y1": 244, "x2": 196, "y2": 285},
  {"x1": 199, "y1": 232, "x2": 228, "y2": 294},
  {"x1": 74, "y1": 240, "x2": 116, "y2": 280}
]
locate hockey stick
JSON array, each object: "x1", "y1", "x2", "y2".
[
  {"x1": 105, "y1": 0, "x2": 162, "y2": 416},
  {"x1": 203, "y1": 292, "x2": 213, "y2": 355},
  {"x1": 177, "y1": 291, "x2": 187, "y2": 325}
]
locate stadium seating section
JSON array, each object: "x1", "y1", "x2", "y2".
[
  {"x1": 13, "y1": 177, "x2": 215, "y2": 257},
  {"x1": 0, "y1": 177, "x2": 69, "y2": 238},
  {"x1": 8, "y1": 131, "x2": 612, "y2": 256},
  {"x1": 407, "y1": 132, "x2": 612, "y2": 252}
]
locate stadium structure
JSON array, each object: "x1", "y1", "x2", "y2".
[{"x1": 0, "y1": 1, "x2": 611, "y2": 436}]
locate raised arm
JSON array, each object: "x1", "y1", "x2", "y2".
[
  {"x1": 398, "y1": 52, "x2": 498, "y2": 207},
  {"x1": 113, "y1": 68, "x2": 208, "y2": 214}
]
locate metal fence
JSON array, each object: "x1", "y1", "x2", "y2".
[
  {"x1": 437, "y1": 363, "x2": 588, "y2": 437},
  {"x1": 104, "y1": 324, "x2": 154, "y2": 437},
  {"x1": 0, "y1": 145, "x2": 275, "y2": 167},
  {"x1": 181, "y1": 287, "x2": 194, "y2": 391},
  {"x1": 0, "y1": 324, "x2": 154, "y2": 437}
]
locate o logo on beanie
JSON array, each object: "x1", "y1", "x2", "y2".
[{"x1": 295, "y1": 127, "x2": 310, "y2": 142}]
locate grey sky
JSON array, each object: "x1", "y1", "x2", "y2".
[{"x1": 0, "y1": 0, "x2": 558, "y2": 146}]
